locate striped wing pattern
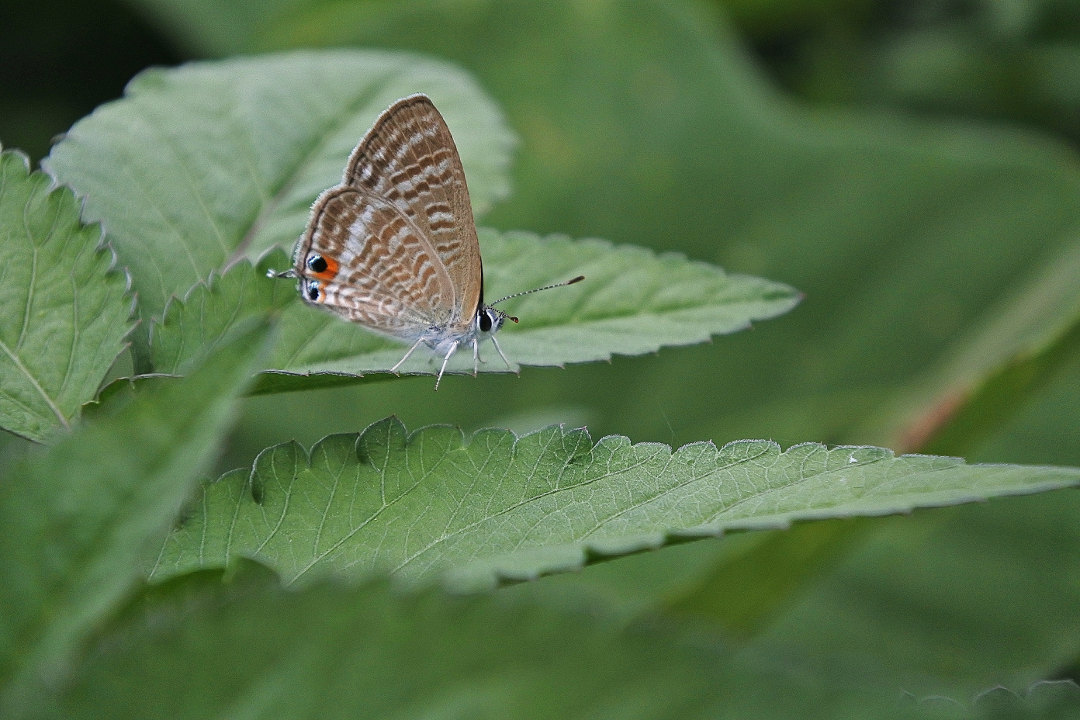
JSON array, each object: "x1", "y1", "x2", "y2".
[
  {"x1": 294, "y1": 94, "x2": 481, "y2": 339},
  {"x1": 304, "y1": 190, "x2": 454, "y2": 334}
]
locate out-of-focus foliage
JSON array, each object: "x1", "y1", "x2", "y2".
[
  {"x1": 2, "y1": 0, "x2": 1079, "y2": 715},
  {"x1": 728, "y1": 0, "x2": 1080, "y2": 147}
]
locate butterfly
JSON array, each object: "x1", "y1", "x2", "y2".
[{"x1": 273, "y1": 93, "x2": 582, "y2": 389}]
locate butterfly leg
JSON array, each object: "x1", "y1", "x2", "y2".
[
  {"x1": 471, "y1": 338, "x2": 482, "y2": 376},
  {"x1": 390, "y1": 338, "x2": 426, "y2": 375},
  {"x1": 489, "y1": 335, "x2": 517, "y2": 375},
  {"x1": 434, "y1": 341, "x2": 459, "y2": 391}
]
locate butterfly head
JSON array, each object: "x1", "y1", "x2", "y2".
[{"x1": 476, "y1": 304, "x2": 515, "y2": 337}]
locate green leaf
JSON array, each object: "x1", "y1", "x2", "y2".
[
  {"x1": 149, "y1": 258, "x2": 296, "y2": 377},
  {"x1": 0, "y1": 317, "x2": 273, "y2": 715},
  {"x1": 46, "y1": 565, "x2": 921, "y2": 720},
  {"x1": 919, "y1": 316, "x2": 1080, "y2": 458},
  {"x1": 755, "y1": 490, "x2": 1080, "y2": 697},
  {"x1": 971, "y1": 681, "x2": 1080, "y2": 719},
  {"x1": 149, "y1": 418, "x2": 1080, "y2": 590},
  {"x1": 659, "y1": 519, "x2": 868, "y2": 636},
  {"x1": 0, "y1": 150, "x2": 133, "y2": 442},
  {"x1": 150, "y1": 233, "x2": 799, "y2": 386},
  {"x1": 114, "y1": 0, "x2": 298, "y2": 55},
  {"x1": 43, "y1": 51, "x2": 514, "y2": 356},
  {"x1": 869, "y1": 236, "x2": 1080, "y2": 452}
]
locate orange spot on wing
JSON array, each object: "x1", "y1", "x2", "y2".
[{"x1": 312, "y1": 255, "x2": 340, "y2": 280}]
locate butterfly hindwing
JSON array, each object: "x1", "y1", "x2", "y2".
[
  {"x1": 297, "y1": 188, "x2": 458, "y2": 337},
  {"x1": 341, "y1": 95, "x2": 482, "y2": 325}
]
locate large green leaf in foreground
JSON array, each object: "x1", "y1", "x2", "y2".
[
  {"x1": 0, "y1": 319, "x2": 272, "y2": 716},
  {"x1": 150, "y1": 417, "x2": 1080, "y2": 590},
  {"x1": 0, "y1": 151, "x2": 132, "y2": 442},
  {"x1": 151, "y1": 233, "x2": 799, "y2": 386}
]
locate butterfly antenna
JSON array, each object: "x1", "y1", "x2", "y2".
[
  {"x1": 488, "y1": 276, "x2": 585, "y2": 323},
  {"x1": 266, "y1": 268, "x2": 297, "y2": 279},
  {"x1": 490, "y1": 274, "x2": 587, "y2": 321}
]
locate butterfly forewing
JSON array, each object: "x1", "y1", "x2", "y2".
[{"x1": 341, "y1": 95, "x2": 482, "y2": 329}]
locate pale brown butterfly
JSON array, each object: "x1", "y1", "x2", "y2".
[{"x1": 271, "y1": 93, "x2": 582, "y2": 389}]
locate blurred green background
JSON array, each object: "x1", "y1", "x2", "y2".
[{"x1": 3, "y1": 0, "x2": 1079, "y2": 697}]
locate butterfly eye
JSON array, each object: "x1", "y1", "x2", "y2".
[
  {"x1": 478, "y1": 308, "x2": 505, "y2": 333},
  {"x1": 307, "y1": 254, "x2": 328, "y2": 273},
  {"x1": 306, "y1": 280, "x2": 322, "y2": 302}
]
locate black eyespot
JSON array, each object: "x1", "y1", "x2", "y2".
[
  {"x1": 307, "y1": 254, "x2": 328, "y2": 273},
  {"x1": 306, "y1": 280, "x2": 321, "y2": 301},
  {"x1": 478, "y1": 310, "x2": 493, "y2": 332}
]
